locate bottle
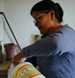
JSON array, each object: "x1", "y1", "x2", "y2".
[
  {"x1": 9, "y1": 62, "x2": 46, "y2": 78},
  {"x1": 1, "y1": 41, "x2": 6, "y2": 63},
  {"x1": 0, "y1": 41, "x2": 6, "y2": 63}
]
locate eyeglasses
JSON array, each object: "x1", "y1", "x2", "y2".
[{"x1": 33, "y1": 12, "x2": 48, "y2": 22}]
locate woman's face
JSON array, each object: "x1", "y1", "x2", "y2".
[{"x1": 32, "y1": 11, "x2": 53, "y2": 34}]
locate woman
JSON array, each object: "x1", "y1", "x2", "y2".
[{"x1": 13, "y1": 0, "x2": 75, "y2": 78}]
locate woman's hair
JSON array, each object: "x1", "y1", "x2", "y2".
[{"x1": 30, "y1": 0, "x2": 64, "y2": 23}]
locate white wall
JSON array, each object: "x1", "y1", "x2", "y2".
[
  {"x1": 0, "y1": 0, "x2": 4, "y2": 11},
  {"x1": 0, "y1": 0, "x2": 75, "y2": 48},
  {"x1": 4, "y1": 0, "x2": 40, "y2": 48},
  {"x1": 0, "y1": 0, "x2": 5, "y2": 41}
]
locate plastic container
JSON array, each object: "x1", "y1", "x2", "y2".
[{"x1": 8, "y1": 62, "x2": 46, "y2": 78}]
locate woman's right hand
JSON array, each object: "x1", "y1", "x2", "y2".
[{"x1": 12, "y1": 52, "x2": 24, "y2": 65}]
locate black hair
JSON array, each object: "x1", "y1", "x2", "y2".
[{"x1": 30, "y1": 0, "x2": 64, "y2": 23}]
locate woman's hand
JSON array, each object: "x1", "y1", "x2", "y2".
[{"x1": 12, "y1": 52, "x2": 24, "y2": 65}]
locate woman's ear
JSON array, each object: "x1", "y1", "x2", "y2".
[{"x1": 48, "y1": 11, "x2": 56, "y2": 21}]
